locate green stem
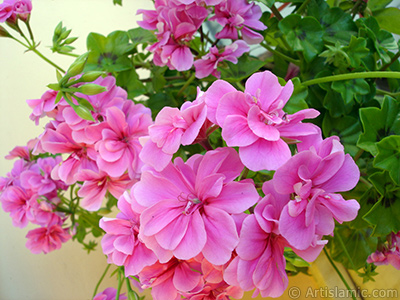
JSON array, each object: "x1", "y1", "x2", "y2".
[
  {"x1": 31, "y1": 48, "x2": 66, "y2": 73},
  {"x1": 25, "y1": 20, "x2": 35, "y2": 43},
  {"x1": 323, "y1": 248, "x2": 357, "y2": 300},
  {"x1": 302, "y1": 71, "x2": 400, "y2": 87},
  {"x1": 116, "y1": 268, "x2": 124, "y2": 300},
  {"x1": 297, "y1": 0, "x2": 312, "y2": 14},
  {"x1": 125, "y1": 277, "x2": 139, "y2": 300},
  {"x1": 359, "y1": 177, "x2": 373, "y2": 188},
  {"x1": 380, "y1": 51, "x2": 400, "y2": 71},
  {"x1": 270, "y1": 4, "x2": 283, "y2": 21},
  {"x1": 260, "y1": 42, "x2": 300, "y2": 65},
  {"x1": 376, "y1": 88, "x2": 400, "y2": 98},
  {"x1": 177, "y1": 73, "x2": 196, "y2": 96},
  {"x1": 59, "y1": 52, "x2": 80, "y2": 58},
  {"x1": 353, "y1": 148, "x2": 364, "y2": 162},
  {"x1": 236, "y1": 81, "x2": 245, "y2": 91},
  {"x1": 92, "y1": 264, "x2": 111, "y2": 298}
]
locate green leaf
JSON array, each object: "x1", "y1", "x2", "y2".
[
  {"x1": 127, "y1": 28, "x2": 157, "y2": 49},
  {"x1": 252, "y1": 0, "x2": 275, "y2": 7},
  {"x1": 219, "y1": 54, "x2": 265, "y2": 82},
  {"x1": 86, "y1": 31, "x2": 134, "y2": 73},
  {"x1": 150, "y1": 66, "x2": 167, "y2": 93},
  {"x1": 320, "y1": 42, "x2": 351, "y2": 70},
  {"x1": 116, "y1": 69, "x2": 146, "y2": 99},
  {"x1": 373, "y1": 7, "x2": 400, "y2": 35},
  {"x1": 329, "y1": 225, "x2": 377, "y2": 270},
  {"x1": 363, "y1": 191, "x2": 400, "y2": 236},
  {"x1": 368, "y1": 0, "x2": 393, "y2": 11},
  {"x1": 374, "y1": 135, "x2": 400, "y2": 184},
  {"x1": 284, "y1": 78, "x2": 308, "y2": 114},
  {"x1": 279, "y1": 15, "x2": 324, "y2": 62},
  {"x1": 113, "y1": 0, "x2": 122, "y2": 5},
  {"x1": 331, "y1": 78, "x2": 370, "y2": 105},
  {"x1": 357, "y1": 96, "x2": 400, "y2": 155},
  {"x1": 343, "y1": 36, "x2": 370, "y2": 69}
]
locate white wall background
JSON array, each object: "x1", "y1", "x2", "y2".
[{"x1": 0, "y1": 1, "x2": 153, "y2": 299}]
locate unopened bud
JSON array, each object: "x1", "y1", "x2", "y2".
[
  {"x1": 73, "y1": 105, "x2": 95, "y2": 121},
  {"x1": 80, "y1": 71, "x2": 104, "y2": 82},
  {"x1": 0, "y1": 25, "x2": 11, "y2": 38},
  {"x1": 47, "y1": 83, "x2": 61, "y2": 91},
  {"x1": 78, "y1": 83, "x2": 107, "y2": 95},
  {"x1": 60, "y1": 29, "x2": 71, "y2": 40},
  {"x1": 54, "y1": 22, "x2": 63, "y2": 37},
  {"x1": 66, "y1": 52, "x2": 89, "y2": 77}
]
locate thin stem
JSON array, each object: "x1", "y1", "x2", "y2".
[
  {"x1": 177, "y1": 73, "x2": 196, "y2": 96},
  {"x1": 380, "y1": 51, "x2": 400, "y2": 71},
  {"x1": 25, "y1": 20, "x2": 35, "y2": 43},
  {"x1": 59, "y1": 52, "x2": 80, "y2": 58},
  {"x1": 302, "y1": 71, "x2": 400, "y2": 87},
  {"x1": 10, "y1": 36, "x2": 30, "y2": 48},
  {"x1": 116, "y1": 268, "x2": 124, "y2": 300},
  {"x1": 353, "y1": 148, "x2": 364, "y2": 162},
  {"x1": 270, "y1": 4, "x2": 283, "y2": 20},
  {"x1": 297, "y1": 0, "x2": 312, "y2": 14},
  {"x1": 236, "y1": 81, "x2": 245, "y2": 91},
  {"x1": 260, "y1": 42, "x2": 300, "y2": 65},
  {"x1": 323, "y1": 248, "x2": 357, "y2": 300},
  {"x1": 125, "y1": 277, "x2": 139, "y2": 300},
  {"x1": 359, "y1": 177, "x2": 373, "y2": 188},
  {"x1": 92, "y1": 264, "x2": 111, "y2": 298},
  {"x1": 376, "y1": 88, "x2": 400, "y2": 98},
  {"x1": 30, "y1": 48, "x2": 66, "y2": 73}
]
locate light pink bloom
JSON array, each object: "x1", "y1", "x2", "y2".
[
  {"x1": 25, "y1": 222, "x2": 71, "y2": 254},
  {"x1": 100, "y1": 192, "x2": 158, "y2": 276},
  {"x1": 181, "y1": 281, "x2": 243, "y2": 300},
  {"x1": 26, "y1": 90, "x2": 62, "y2": 125},
  {"x1": 0, "y1": 159, "x2": 29, "y2": 191},
  {"x1": 0, "y1": 0, "x2": 31, "y2": 23},
  {"x1": 210, "y1": 0, "x2": 267, "y2": 44},
  {"x1": 367, "y1": 232, "x2": 400, "y2": 270},
  {"x1": 194, "y1": 40, "x2": 250, "y2": 79},
  {"x1": 274, "y1": 136, "x2": 360, "y2": 250},
  {"x1": 135, "y1": 147, "x2": 259, "y2": 265},
  {"x1": 93, "y1": 288, "x2": 127, "y2": 300},
  {"x1": 138, "y1": 258, "x2": 203, "y2": 300},
  {"x1": 206, "y1": 71, "x2": 320, "y2": 171},
  {"x1": 76, "y1": 168, "x2": 135, "y2": 211},
  {"x1": 95, "y1": 103, "x2": 152, "y2": 179},
  {"x1": 140, "y1": 94, "x2": 207, "y2": 171},
  {"x1": 0, "y1": 186, "x2": 36, "y2": 228}
]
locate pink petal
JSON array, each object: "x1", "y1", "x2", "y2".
[
  {"x1": 222, "y1": 115, "x2": 259, "y2": 147},
  {"x1": 216, "y1": 91, "x2": 252, "y2": 126},
  {"x1": 205, "y1": 80, "x2": 236, "y2": 124},
  {"x1": 247, "y1": 106, "x2": 281, "y2": 141},
  {"x1": 171, "y1": 46, "x2": 194, "y2": 71}
]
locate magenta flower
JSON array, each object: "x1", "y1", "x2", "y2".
[
  {"x1": 135, "y1": 147, "x2": 259, "y2": 265},
  {"x1": 25, "y1": 222, "x2": 71, "y2": 254},
  {"x1": 93, "y1": 288, "x2": 127, "y2": 300},
  {"x1": 100, "y1": 192, "x2": 158, "y2": 276},
  {"x1": 194, "y1": 40, "x2": 250, "y2": 79},
  {"x1": 95, "y1": 103, "x2": 152, "y2": 179},
  {"x1": 205, "y1": 71, "x2": 320, "y2": 171},
  {"x1": 140, "y1": 94, "x2": 207, "y2": 171},
  {"x1": 274, "y1": 136, "x2": 360, "y2": 250},
  {"x1": 0, "y1": 0, "x2": 31, "y2": 23},
  {"x1": 181, "y1": 281, "x2": 243, "y2": 300},
  {"x1": 210, "y1": 0, "x2": 267, "y2": 44},
  {"x1": 367, "y1": 232, "x2": 400, "y2": 270}
]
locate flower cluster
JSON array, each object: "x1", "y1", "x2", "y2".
[
  {"x1": 137, "y1": 0, "x2": 265, "y2": 78},
  {"x1": 0, "y1": 0, "x2": 32, "y2": 23},
  {"x1": 367, "y1": 231, "x2": 400, "y2": 270},
  {"x1": 98, "y1": 71, "x2": 360, "y2": 299}
]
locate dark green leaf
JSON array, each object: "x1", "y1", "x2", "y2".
[
  {"x1": 343, "y1": 36, "x2": 370, "y2": 69},
  {"x1": 331, "y1": 78, "x2": 370, "y2": 105},
  {"x1": 113, "y1": 0, "x2": 122, "y2": 5},
  {"x1": 374, "y1": 135, "x2": 400, "y2": 184},
  {"x1": 127, "y1": 28, "x2": 157, "y2": 49},
  {"x1": 373, "y1": 7, "x2": 400, "y2": 35},
  {"x1": 279, "y1": 15, "x2": 324, "y2": 62},
  {"x1": 116, "y1": 69, "x2": 146, "y2": 99},
  {"x1": 219, "y1": 54, "x2": 265, "y2": 82},
  {"x1": 252, "y1": 0, "x2": 275, "y2": 8},
  {"x1": 357, "y1": 96, "x2": 400, "y2": 155},
  {"x1": 368, "y1": 0, "x2": 393, "y2": 11}
]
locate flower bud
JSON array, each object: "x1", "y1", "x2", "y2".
[
  {"x1": 73, "y1": 105, "x2": 95, "y2": 121},
  {"x1": 78, "y1": 83, "x2": 107, "y2": 95},
  {"x1": 54, "y1": 21, "x2": 63, "y2": 37},
  {"x1": 66, "y1": 52, "x2": 89, "y2": 77},
  {"x1": 0, "y1": 25, "x2": 11, "y2": 38},
  {"x1": 80, "y1": 71, "x2": 104, "y2": 82}
]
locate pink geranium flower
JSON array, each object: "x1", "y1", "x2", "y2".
[
  {"x1": 93, "y1": 288, "x2": 127, "y2": 300},
  {"x1": 274, "y1": 136, "x2": 360, "y2": 250},
  {"x1": 100, "y1": 192, "x2": 158, "y2": 276},
  {"x1": 205, "y1": 71, "x2": 320, "y2": 171},
  {"x1": 140, "y1": 92, "x2": 207, "y2": 171},
  {"x1": 194, "y1": 40, "x2": 250, "y2": 79},
  {"x1": 210, "y1": 0, "x2": 267, "y2": 44},
  {"x1": 367, "y1": 232, "x2": 400, "y2": 270},
  {"x1": 0, "y1": 0, "x2": 31, "y2": 23},
  {"x1": 135, "y1": 147, "x2": 259, "y2": 265},
  {"x1": 25, "y1": 222, "x2": 71, "y2": 254}
]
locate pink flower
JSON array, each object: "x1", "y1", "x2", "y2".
[
  {"x1": 181, "y1": 281, "x2": 243, "y2": 300},
  {"x1": 93, "y1": 288, "x2": 127, "y2": 300},
  {"x1": 194, "y1": 40, "x2": 250, "y2": 79},
  {"x1": 274, "y1": 136, "x2": 360, "y2": 250},
  {"x1": 367, "y1": 232, "x2": 400, "y2": 270},
  {"x1": 140, "y1": 93, "x2": 207, "y2": 171},
  {"x1": 0, "y1": 186, "x2": 36, "y2": 228},
  {"x1": 95, "y1": 103, "x2": 152, "y2": 179},
  {"x1": 26, "y1": 90, "x2": 61, "y2": 125},
  {"x1": 138, "y1": 258, "x2": 203, "y2": 300},
  {"x1": 25, "y1": 222, "x2": 71, "y2": 254},
  {"x1": 205, "y1": 71, "x2": 320, "y2": 171},
  {"x1": 135, "y1": 147, "x2": 260, "y2": 265},
  {"x1": 0, "y1": 0, "x2": 31, "y2": 23},
  {"x1": 210, "y1": 0, "x2": 267, "y2": 44},
  {"x1": 100, "y1": 192, "x2": 158, "y2": 276}
]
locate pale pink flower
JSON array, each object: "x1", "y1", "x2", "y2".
[
  {"x1": 100, "y1": 192, "x2": 158, "y2": 276},
  {"x1": 194, "y1": 40, "x2": 250, "y2": 79},
  {"x1": 210, "y1": 0, "x2": 267, "y2": 44},
  {"x1": 181, "y1": 281, "x2": 243, "y2": 300},
  {"x1": 140, "y1": 93, "x2": 207, "y2": 171},
  {"x1": 0, "y1": 0, "x2": 31, "y2": 23},
  {"x1": 26, "y1": 90, "x2": 62, "y2": 125},
  {"x1": 95, "y1": 103, "x2": 152, "y2": 179},
  {"x1": 274, "y1": 136, "x2": 360, "y2": 250},
  {"x1": 367, "y1": 232, "x2": 400, "y2": 270},
  {"x1": 0, "y1": 159, "x2": 29, "y2": 191},
  {"x1": 135, "y1": 147, "x2": 259, "y2": 265},
  {"x1": 25, "y1": 222, "x2": 71, "y2": 254},
  {"x1": 93, "y1": 288, "x2": 127, "y2": 300},
  {"x1": 138, "y1": 258, "x2": 203, "y2": 300},
  {"x1": 205, "y1": 71, "x2": 320, "y2": 171}
]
